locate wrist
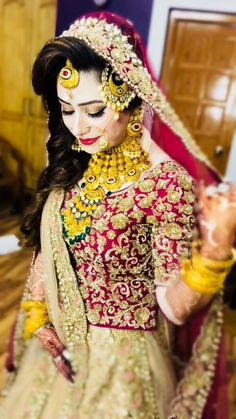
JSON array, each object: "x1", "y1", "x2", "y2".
[
  {"x1": 200, "y1": 243, "x2": 232, "y2": 261},
  {"x1": 33, "y1": 323, "x2": 53, "y2": 336}
]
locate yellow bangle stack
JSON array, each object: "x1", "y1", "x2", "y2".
[
  {"x1": 181, "y1": 241, "x2": 235, "y2": 295},
  {"x1": 21, "y1": 300, "x2": 50, "y2": 340}
]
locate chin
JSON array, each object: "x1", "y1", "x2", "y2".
[{"x1": 82, "y1": 145, "x2": 100, "y2": 154}]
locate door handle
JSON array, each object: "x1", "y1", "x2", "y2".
[{"x1": 214, "y1": 145, "x2": 224, "y2": 156}]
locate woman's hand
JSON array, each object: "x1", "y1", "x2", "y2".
[
  {"x1": 34, "y1": 325, "x2": 75, "y2": 383},
  {"x1": 197, "y1": 181, "x2": 236, "y2": 259},
  {"x1": 29, "y1": 254, "x2": 74, "y2": 382}
]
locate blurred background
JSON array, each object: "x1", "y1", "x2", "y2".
[{"x1": 0, "y1": 0, "x2": 236, "y2": 416}]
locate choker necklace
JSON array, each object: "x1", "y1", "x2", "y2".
[{"x1": 61, "y1": 137, "x2": 151, "y2": 245}]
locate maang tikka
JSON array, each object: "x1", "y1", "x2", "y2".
[
  {"x1": 59, "y1": 59, "x2": 82, "y2": 152},
  {"x1": 58, "y1": 59, "x2": 79, "y2": 88}
]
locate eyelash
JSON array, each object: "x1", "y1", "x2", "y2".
[
  {"x1": 62, "y1": 108, "x2": 106, "y2": 118},
  {"x1": 89, "y1": 108, "x2": 106, "y2": 118},
  {"x1": 62, "y1": 110, "x2": 74, "y2": 115}
]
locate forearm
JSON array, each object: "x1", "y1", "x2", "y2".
[
  {"x1": 156, "y1": 275, "x2": 212, "y2": 325},
  {"x1": 156, "y1": 242, "x2": 234, "y2": 325},
  {"x1": 30, "y1": 252, "x2": 45, "y2": 300},
  {"x1": 21, "y1": 252, "x2": 50, "y2": 339}
]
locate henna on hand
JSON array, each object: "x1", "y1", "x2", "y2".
[
  {"x1": 35, "y1": 326, "x2": 75, "y2": 382},
  {"x1": 156, "y1": 275, "x2": 212, "y2": 325},
  {"x1": 53, "y1": 355, "x2": 75, "y2": 383},
  {"x1": 35, "y1": 326, "x2": 65, "y2": 357},
  {"x1": 197, "y1": 181, "x2": 236, "y2": 258}
]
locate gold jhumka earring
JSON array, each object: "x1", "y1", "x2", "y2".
[
  {"x1": 71, "y1": 138, "x2": 82, "y2": 153},
  {"x1": 127, "y1": 105, "x2": 144, "y2": 139},
  {"x1": 98, "y1": 135, "x2": 109, "y2": 151}
]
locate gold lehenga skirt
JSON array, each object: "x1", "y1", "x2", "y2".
[{"x1": 0, "y1": 325, "x2": 177, "y2": 419}]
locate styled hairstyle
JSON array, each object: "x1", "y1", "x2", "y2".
[{"x1": 21, "y1": 37, "x2": 141, "y2": 249}]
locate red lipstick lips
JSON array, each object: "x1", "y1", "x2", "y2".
[{"x1": 79, "y1": 136, "x2": 100, "y2": 145}]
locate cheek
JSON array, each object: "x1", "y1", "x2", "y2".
[
  {"x1": 103, "y1": 114, "x2": 127, "y2": 134},
  {"x1": 62, "y1": 116, "x2": 73, "y2": 132}
]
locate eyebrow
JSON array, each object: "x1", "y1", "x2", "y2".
[{"x1": 58, "y1": 97, "x2": 104, "y2": 106}]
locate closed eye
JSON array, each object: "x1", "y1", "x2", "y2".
[
  {"x1": 88, "y1": 108, "x2": 106, "y2": 118},
  {"x1": 62, "y1": 109, "x2": 74, "y2": 115}
]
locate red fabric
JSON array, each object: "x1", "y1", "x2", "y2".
[
  {"x1": 5, "y1": 309, "x2": 18, "y2": 373},
  {"x1": 63, "y1": 162, "x2": 195, "y2": 331}
]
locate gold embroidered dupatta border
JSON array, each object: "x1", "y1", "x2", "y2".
[
  {"x1": 5, "y1": 189, "x2": 88, "y2": 383},
  {"x1": 169, "y1": 292, "x2": 223, "y2": 418},
  {"x1": 42, "y1": 189, "x2": 88, "y2": 348}
]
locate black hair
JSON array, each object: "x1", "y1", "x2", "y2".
[{"x1": 21, "y1": 37, "x2": 141, "y2": 250}]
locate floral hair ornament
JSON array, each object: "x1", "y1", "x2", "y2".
[
  {"x1": 58, "y1": 59, "x2": 79, "y2": 88},
  {"x1": 60, "y1": 16, "x2": 214, "y2": 170}
]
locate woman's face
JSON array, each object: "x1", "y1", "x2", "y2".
[{"x1": 57, "y1": 70, "x2": 131, "y2": 154}]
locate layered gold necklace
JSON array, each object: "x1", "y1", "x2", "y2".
[{"x1": 61, "y1": 137, "x2": 151, "y2": 245}]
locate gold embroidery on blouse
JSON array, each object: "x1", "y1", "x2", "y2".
[
  {"x1": 138, "y1": 192, "x2": 156, "y2": 208},
  {"x1": 110, "y1": 213, "x2": 129, "y2": 229},
  {"x1": 167, "y1": 190, "x2": 181, "y2": 203},
  {"x1": 179, "y1": 173, "x2": 193, "y2": 190},
  {"x1": 138, "y1": 179, "x2": 155, "y2": 193},
  {"x1": 64, "y1": 161, "x2": 196, "y2": 326},
  {"x1": 183, "y1": 190, "x2": 195, "y2": 203},
  {"x1": 179, "y1": 204, "x2": 193, "y2": 215}
]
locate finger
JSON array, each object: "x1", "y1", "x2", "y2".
[
  {"x1": 196, "y1": 184, "x2": 215, "y2": 209},
  {"x1": 54, "y1": 352, "x2": 75, "y2": 375},
  {"x1": 196, "y1": 181, "x2": 207, "y2": 200},
  {"x1": 227, "y1": 185, "x2": 236, "y2": 201},
  {"x1": 53, "y1": 356, "x2": 75, "y2": 383},
  {"x1": 61, "y1": 354, "x2": 75, "y2": 377}
]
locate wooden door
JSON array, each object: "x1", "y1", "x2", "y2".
[
  {"x1": 161, "y1": 10, "x2": 236, "y2": 175},
  {"x1": 26, "y1": 0, "x2": 56, "y2": 187},
  {"x1": 0, "y1": 0, "x2": 56, "y2": 189},
  {"x1": 0, "y1": 0, "x2": 31, "y2": 169}
]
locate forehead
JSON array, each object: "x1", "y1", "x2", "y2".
[{"x1": 57, "y1": 70, "x2": 102, "y2": 104}]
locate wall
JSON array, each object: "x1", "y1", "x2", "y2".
[
  {"x1": 56, "y1": 0, "x2": 153, "y2": 46},
  {"x1": 147, "y1": 0, "x2": 236, "y2": 180}
]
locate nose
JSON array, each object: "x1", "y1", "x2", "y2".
[{"x1": 72, "y1": 112, "x2": 90, "y2": 138}]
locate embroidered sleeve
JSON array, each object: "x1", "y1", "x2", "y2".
[{"x1": 144, "y1": 162, "x2": 196, "y2": 286}]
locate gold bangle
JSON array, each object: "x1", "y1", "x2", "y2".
[
  {"x1": 21, "y1": 300, "x2": 50, "y2": 340},
  {"x1": 21, "y1": 300, "x2": 47, "y2": 311},
  {"x1": 181, "y1": 258, "x2": 226, "y2": 295},
  {"x1": 180, "y1": 241, "x2": 236, "y2": 294},
  {"x1": 192, "y1": 240, "x2": 236, "y2": 269},
  {"x1": 192, "y1": 241, "x2": 235, "y2": 269},
  {"x1": 24, "y1": 315, "x2": 50, "y2": 340}
]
